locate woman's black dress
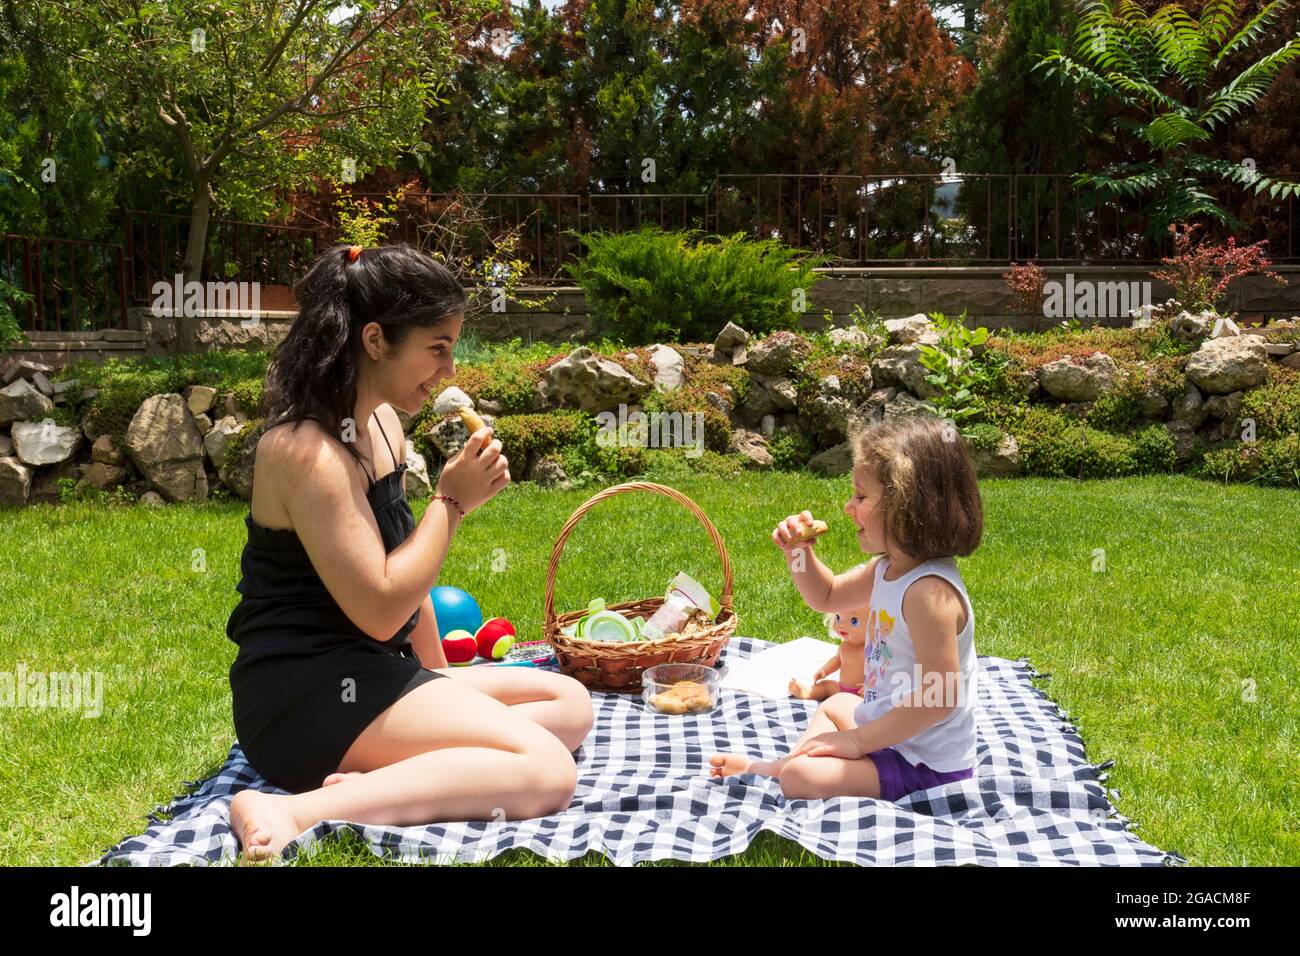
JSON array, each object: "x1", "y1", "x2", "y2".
[{"x1": 227, "y1": 416, "x2": 446, "y2": 793}]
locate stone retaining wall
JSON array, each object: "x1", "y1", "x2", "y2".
[{"x1": 6, "y1": 266, "x2": 1299, "y2": 373}]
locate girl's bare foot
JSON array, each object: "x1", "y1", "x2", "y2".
[
  {"x1": 229, "y1": 789, "x2": 306, "y2": 864},
  {"x1": 789, "y1": 678, "x2": 813, "y2": 699},
  {"x1": 322, "y1": 771, "x2": 364, "y2": 787},
  {"x1": 708, "y1": 753, "x2": 779, "y2": 779}
]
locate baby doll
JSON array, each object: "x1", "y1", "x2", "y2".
[{"x1": 788, "y1": 607, "x2": 870, "y2": 700}]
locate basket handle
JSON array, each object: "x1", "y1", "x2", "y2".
[{"x1": 543, "y1": 481, "x2": 735, "y2": 628}]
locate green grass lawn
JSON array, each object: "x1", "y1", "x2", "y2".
[{"x1": 1, "y1": 471, "x2": 1296, "y2": 866}]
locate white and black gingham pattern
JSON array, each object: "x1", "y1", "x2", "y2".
[{"x1": 96, "y1": 637, "x2": 1188, "y2": 867}]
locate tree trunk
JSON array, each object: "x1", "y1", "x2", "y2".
[
  {"x1": 182, "y1": 180, "x2": 212, "y2": 285},
  {"x1": 178, "y1": 179, "x2": 213, "y2": 353}
]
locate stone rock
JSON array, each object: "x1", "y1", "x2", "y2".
[
  {"x1": 1263, "y1": 341, "x2": 1294, "y2": 357},
  {"x1": 92, "y1": 434, "x2": 126, "y2": 466},
  {"x1": 534, "y1": 347, "x2": 651, "y2": 413},
  {"x1": 1019, "y1": 368, "x2": 1041, "y2": 401},
  {"x1": 530, "y1": 455, "x2": 572, "y2": 489},
  {"x1": 1171, "y1": 310, "x2": 1214, "y2": 344},
  {"x1": 29, "y1": 460, "x2": 81, "y2": 504},
  {"x1": 966, "y1": 432, "x2": 1021, "y2": 478},
  {"x1": 0, "y1": 456, "x2": 32, "y2": 506},
  {"x1": 138, "y1": 490, "x2": 166, "y2": 507},
  {"x1": 477, "y1": 398, "x2": 503, "y2": 416},
  {"x1": 807, "y1": 441, "x2": 853, "y2": 476},
  {"x1": 186, "y1": 385, "x2": 217, "y2": 417},
  {"x1": 31, "y1": 371, "x2": 55, "y2": 397},
  {"x1": 1203, "y1": 391, "x2": 1245, "y2": 424},
  {"x1": 11, "y1": 420, "x2": 81, "y2": 467},
  {"x1": 1166, "y1": 421, "x2": 1197, "y2": 465},
  {"x1": 871, "y1": 344, "x2": 940, "y2": 398},
  {"x1": 1185, "y1": 335, "x2": 1269, "y2": 394},
  {"x1": 647, "y1": 344, "x2": 686, "y2": 390},
  {"x1": 711, "y1": 322, "x2": 750, "y2": 365},
  {"x1": 403, "y1": 439, "x2": 431, "y2": 499},
  {"x1": 730, "y1": 427, "x2": 774, "y2": 469},
  {"x1": 51, "y1": 377, "x2": 80, "y2": 400},
  {"x1": 1038, "y1": 352, "x2": 1119, "y2": 402},
  {"x1": 704, "y1": 390, "x2": 732, "y2": 417},
  {"x1": 193, "y1": 413, "x2": 213, "y2": 435},
  {"x1": 746, "y1": 331, "x2": 810, "y2": 378},
  {"x1": 125, "y1": 393, "x2": 209, "y2": 502},
  {"x1": 884, "y1": 313, "x2": 939, "y2": 345},
  {"x1": 828, "y1": 326, "x2": 879, "y2": 350},
  {"x1": 1136, "y1": 365, "x2": 1169, "y2": 418},
  {"x1": 217, "y1": 419, "x2": 265, "y2": 500},
  {"x1": 867, "y1": 386, "x2": 897, "y2": 407},
  {"x1": 0, "y1": 432, "x2": 10, "y2": 457},
  {"x1": 81, "y1": 461, "x2": 128, "y2": 491},
  {"x1": 738, "y1": 375, "x2": 796, "y2": 425},
  {"x1": 432, "y1": 386, "x2": 473, "y2": 416},
  {"x1": 0, "y1": 378, "x2": 55, "y2": 425},
  {"x1": 1, "y1": 358, "x2": 54, "y2": 387},
  {"x1": 203, "y1": 415, "x2": 244, "y2": 471},
  {"x1": 222, "y1": 393, "x2": 248, "y2": 422},
  {"x1": 1281, "y1": 352, "x2": 1300, "y2": 371},
  {"x1": 429, "y1": 411, "x2": 497, "y2": 459},
  {"x1": 1171, "y1": 382, "x2": 1206, "y2": 429},
  {"x1": 884, "y1": 392, "x2": 940, "y2": 420},
  {"x1": 1208, "y1": 315, "x2": 1242, "y2": 339}
]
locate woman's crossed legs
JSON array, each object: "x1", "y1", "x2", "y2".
[{"x1": 230, "y1": 667, "x2": 594, "y2": 863}]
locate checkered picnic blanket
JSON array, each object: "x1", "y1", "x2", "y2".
[{"x1": 96, "y1": 636, "x2": 1187, "y2": 867}]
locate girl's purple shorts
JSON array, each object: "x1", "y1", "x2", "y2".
[{"x1": 866, "y1": 747, "x2": 973, "y2": 802}]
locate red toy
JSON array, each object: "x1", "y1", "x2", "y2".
[
  {"x1": 441, "y1": 629, "x2": 478, "y2": 666},
  {"x1": 475, "y1": 618, "x2": 518, "y2": 660}
]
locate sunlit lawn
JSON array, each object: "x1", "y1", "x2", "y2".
[{"x1": 1, "y1": 470, "x2": 1296, "y2": 866}]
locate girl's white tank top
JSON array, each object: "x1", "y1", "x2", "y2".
[{"x1": 851, "y1": 555, "x2": 978, "y2": 772}]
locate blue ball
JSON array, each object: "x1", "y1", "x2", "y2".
[{"x1": 429, "y1": 586, "x2": 483, "y2": 638}]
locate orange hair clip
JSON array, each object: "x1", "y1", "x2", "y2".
[{"x1": 347, "y1": 245, "x2": 362, "y2": 262}]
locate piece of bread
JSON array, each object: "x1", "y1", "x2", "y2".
[
  {"x1": 457, "y1": 406, "x2": 487, "y2": 435},
  {"x1": 796, "y1": 518, "x2": 829, "y2": 541}
]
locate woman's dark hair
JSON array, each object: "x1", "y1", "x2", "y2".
[{"x1": 261, "y1": 242, "x2": 467, "y2": 469}]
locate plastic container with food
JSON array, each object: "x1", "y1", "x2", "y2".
[{"x1": 642, "y1": 662, "x2": 727, "y2": 716}]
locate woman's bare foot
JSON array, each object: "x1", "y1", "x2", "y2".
[
  {"x1": 229, "y1": 789, "x2": 306, "y2": 864},
  {"x1": 708, "y1": 753, "x2": 779, "y2": 779},
  {"x1": 322, "y1": 771, "x2": 364, "y2": 787}
]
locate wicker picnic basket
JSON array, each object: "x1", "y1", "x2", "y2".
[{"x1": 542, "y1": 481, "x2": 738, "y2": 693}]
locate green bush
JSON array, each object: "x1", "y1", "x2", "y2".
[
  {"x1": 564, "y1": 226, "x2": 829, "y2": 345},
  {"x1": 1013, "y1": 406, "x2": 1144, "y2": 478},
  {"x1": 1086, "y1": 370, "x2": 1144, "y2": 433},
  {"x1": 1195, "y1": 434, "x2": 1300, "y2": 488},
  {"x1": 767, "y1": 428, "x2": 815, "y2": 470},
  {"x1": 1237, "y1": 368, "x2": 1300, "y2": 440},
  {"x1": 1133, "y1": 423, "x2": 1177, "y2": 473},
  {"x1": 640, "y1": 387, "x2": 732, "y2": 454},
  {"x1": 491, "y1": 411, "x2": 589, "y2": 467},
  {"x1": 228, "y1": 378, "x2": 264, "y2": 418}
]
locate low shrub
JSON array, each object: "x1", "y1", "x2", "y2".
[{"x1": 565, "y1": 225, "x2": 829, "y2": 345}]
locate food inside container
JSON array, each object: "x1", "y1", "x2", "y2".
[{"x1": 643, "y1": 663, "x2": 725, "y2": 715}]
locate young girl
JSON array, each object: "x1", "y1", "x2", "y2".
[
  {"x1": 788, "y1": 609, "x2": 870, "y2": 701},
  {"x1": 709, "y1": 416, "x2": 983, "y2": 803},
  {"x1": 227, "y1": 243, "x2": 593, "y2": 862}
]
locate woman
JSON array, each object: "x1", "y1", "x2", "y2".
[{"x1": 227, "y1": 243, "x2": 594, "y2": 863}]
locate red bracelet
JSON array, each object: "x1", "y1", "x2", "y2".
[{"x1": 432, "y1": 493, "x2": 465, "y2": 518}]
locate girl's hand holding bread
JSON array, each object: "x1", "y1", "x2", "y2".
[{"x1": 773, "y1": 511, "x2": 829, "y2": 553}]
